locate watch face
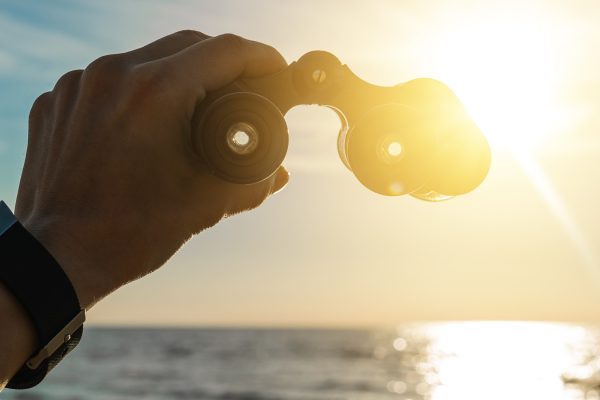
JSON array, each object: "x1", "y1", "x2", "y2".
[{"x1": 0, "y1": 201, "x2": 17, "y2": 235}]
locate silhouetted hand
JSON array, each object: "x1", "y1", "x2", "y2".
[{"x1": 14, "y1": 31, "x2": 289, "y2": 309}]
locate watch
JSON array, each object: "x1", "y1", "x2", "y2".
[{"x1": 0, "y1": 201, "x2": 85, "y2": 389}]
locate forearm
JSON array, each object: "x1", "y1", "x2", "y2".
[{"x1": 0, "y1": 283, "x2": 36, "y2": 390}]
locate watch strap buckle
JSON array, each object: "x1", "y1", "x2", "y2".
[{"x1": 26, "y1": 310, "x2": 86, "y2": 370}]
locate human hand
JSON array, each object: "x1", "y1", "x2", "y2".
[{"x1": 14, "y1": 31, "x2": 289, "y2": 309}]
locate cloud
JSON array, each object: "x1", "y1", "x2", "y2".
[
  {"x1": 0, "y1": 7, "x2": 106, "y2": 81},
  {"x1": 0, "y1": 50, "x2": 17, "y2": 72}
]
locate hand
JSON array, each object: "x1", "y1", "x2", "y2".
[{"x1": 14, "y1": 31, "x2": 290, "y2": 309}]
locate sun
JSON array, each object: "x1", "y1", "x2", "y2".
[
  {"x1": 419, "y1": 14, "x2": 600, "y2": 284},
  {"x1": 426, "y1": 17, "x2": 569, "y2": 151}
]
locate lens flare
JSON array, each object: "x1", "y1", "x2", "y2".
[{"x1": 387, "y1": 141, "x2": 403, "y2": 157}]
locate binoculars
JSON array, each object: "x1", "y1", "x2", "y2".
[{"x1": 192, "y1": 51, "x2": 491, "y2": 201}]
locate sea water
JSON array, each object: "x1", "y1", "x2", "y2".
[{"x1": 4, "y1": 322, "x2": 599, "y2": 400}]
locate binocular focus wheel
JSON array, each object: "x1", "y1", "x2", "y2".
[{"x1": 194, "y1": 93, "x2": 288, "y2": 184}]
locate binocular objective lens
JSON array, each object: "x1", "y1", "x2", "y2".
[{"x1": 226, "y1": 122, "x2": 259, "y2": 155}]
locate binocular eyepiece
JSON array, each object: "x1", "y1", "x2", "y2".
[{"x1": 192, "y1": 51, "x2": 491, "y2": 201}]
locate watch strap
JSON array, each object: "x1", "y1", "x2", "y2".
[{"x1": 0, "y1": 201, "x2": 85, "y2": 389}]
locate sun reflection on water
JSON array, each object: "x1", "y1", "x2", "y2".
[{"x1": 388, "y1": 322, "x2": 599, "y2": 400}]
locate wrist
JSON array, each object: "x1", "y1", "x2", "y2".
[{"x1": 18, "y1": 215, "x2": 116, "y2": 310}]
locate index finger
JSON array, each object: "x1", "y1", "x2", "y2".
[{"x1": 161, "y1": 33, "x2": 287, "y2": 96}]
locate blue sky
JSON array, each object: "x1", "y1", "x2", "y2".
[
  {"x1": 1, "y1": 0, "x2": 600, "y2": 326},
  {"x1": 0, "y1": 1, "x2": 108, "y2": 201}
]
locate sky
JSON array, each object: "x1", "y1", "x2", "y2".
[{"x1": 1, "y1": 0, "x2": 599, "y2": 326}]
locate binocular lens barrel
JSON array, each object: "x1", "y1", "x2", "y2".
[{"x1": 340, "y1": 103, "x2": 491, "y2": 199}]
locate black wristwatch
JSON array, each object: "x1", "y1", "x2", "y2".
[{"x1": 0, "y1": 201, "x2": 85, "y2": 389}]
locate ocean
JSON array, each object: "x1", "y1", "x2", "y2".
[{"x1": 3, "y1": 322, "x2": 599, "y2": 400}]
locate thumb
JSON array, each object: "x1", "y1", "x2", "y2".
[
  {"x1": 222, "y1": 165, "x2": 289, "y2": 217},
  {"x1": 270, "y1": 165, "x2": 289, "y2": 195}
]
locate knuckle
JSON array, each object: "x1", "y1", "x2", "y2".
[
  {"x1": 28, "y1": 92, "x2": 53, "y2": 141},
  {"x1": 53, "y1": 69, "x2": 83, "y2": 92},
  {"x1": 215, "y1": 33, "x2": 246, "y2": 52},
  {"x1": 85, "y1": 54, "x2": 127, "y2": 76},
  {"x1": 174, "y1": 29, "x2": 209, "y2": 41},
  {"x1": 81, "y1": 54, "x2": 129, "y2": 97},
  {"x1": 29, "y1": 92, "x2": 53, "y2": 118},
  {"x1": 31, "y1": 91, "x2": 53, "y2": 110}
]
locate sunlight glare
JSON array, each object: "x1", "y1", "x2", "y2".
[
  {"x1": 423, "y1": 322, "x2": 588, "y2": 400},
  {"x1": 422, "y1": 15, "x2": 600, "y2": 286},
  {"x1": 428, "y1": 18, "x2": 568, "y2": 150},
  {"x1": 514, "y1": 148, "x2": 600, "y2": 287}
]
